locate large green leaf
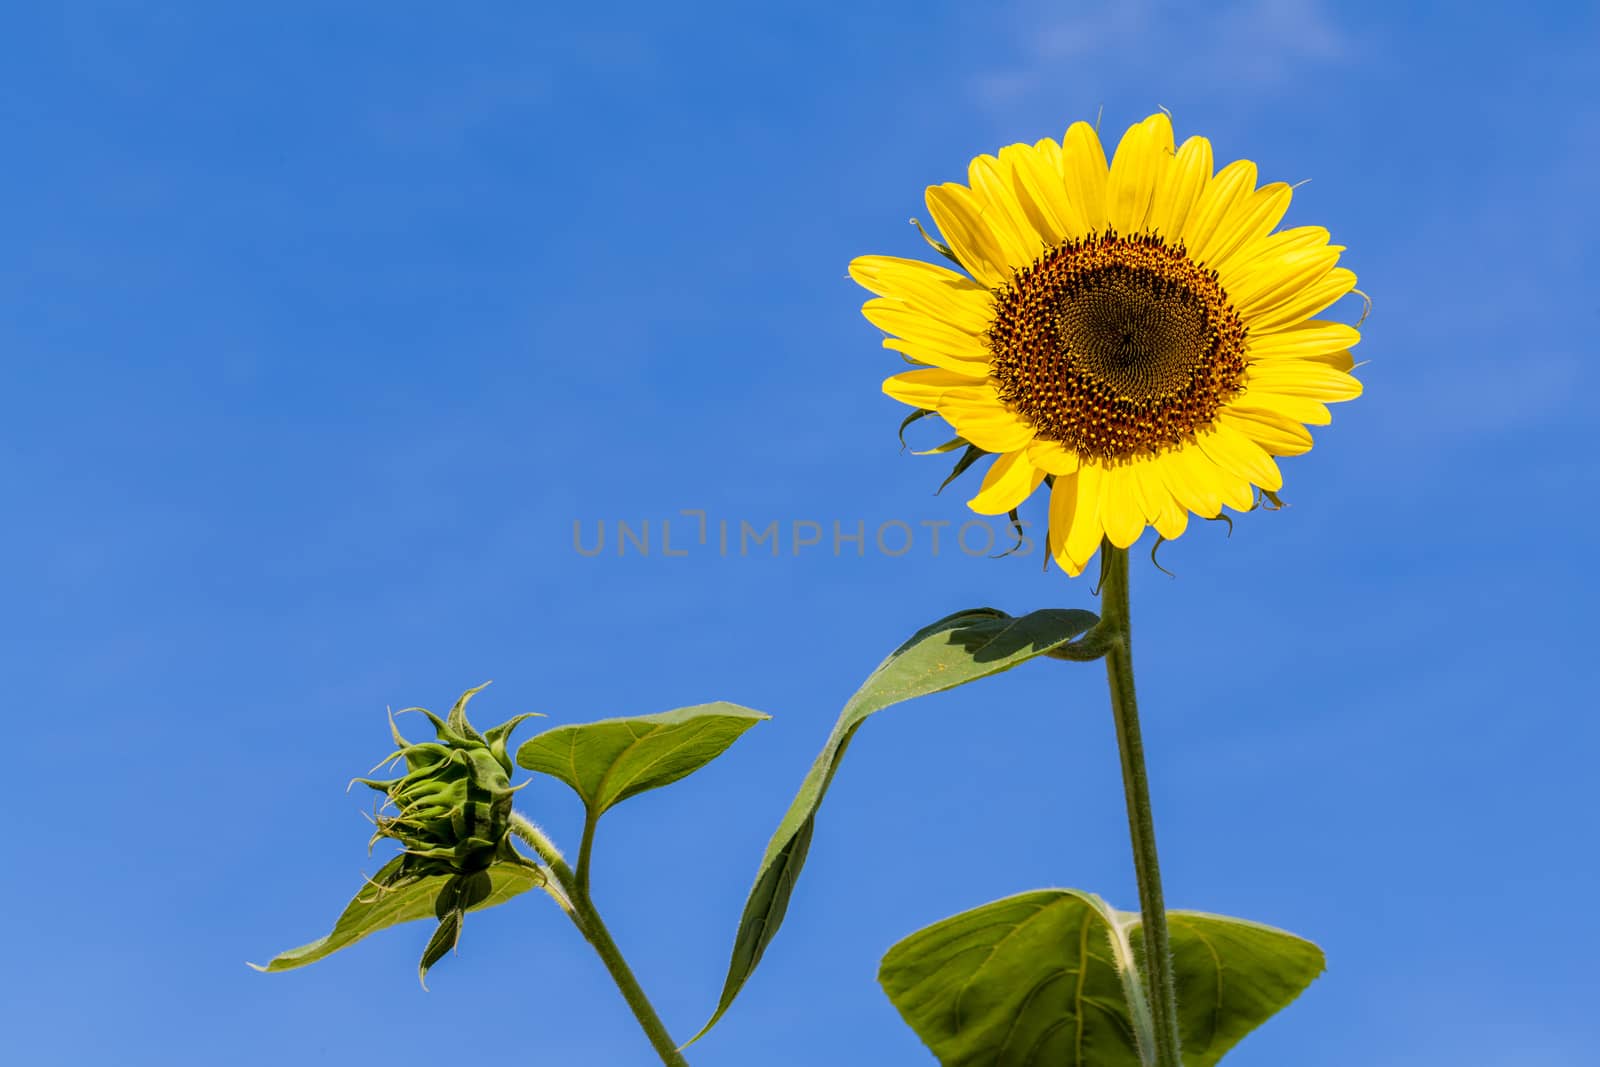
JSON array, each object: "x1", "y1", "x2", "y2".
[
  {"x1": 878, "y1": 889, "x2": 1324, "y2": 1067},
  {"x1": 250, "y1": 857, "x2": 543, "y2": 973},
  {"x1": 515, "y1": 702, "x2": 768, "y2": 816},
  {"x1": 1153, "y1": 911, "x2": 1327, "y2": 1065},
  {"x1": 690, "y1": 608, "x2": 1099, "y2": 1044}
]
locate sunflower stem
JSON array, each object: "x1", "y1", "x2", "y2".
[
  {"x1": 1098, "y1": 543, "x2": 1183, "y2": 1067},
  {"x1": 512, "y1": 812, "x2": 688, "y2": 1066},
  {"x1": 569, "y1": 890, "x2": 689, "y2": 1067}
]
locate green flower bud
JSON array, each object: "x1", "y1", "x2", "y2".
[{"x1": 353, "y1": 682, "x2": 542, "y2": 984}]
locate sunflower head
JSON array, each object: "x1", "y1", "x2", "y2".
[
  {"x1": 359, "y1": 683, "x2": 536, "y2": 881},
  {"x1": 355, "y1": 683, "x2": 542, "y2": 983},
  {"x1": 852, "y1": 112, "x2": 1363, "y2": 575}
]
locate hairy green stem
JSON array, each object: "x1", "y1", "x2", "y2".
[
  {"x1": 569, "y1": 890, "x2": 689, "y2": 1066},
  {"x1": 512, "y1": 813, "x2": 688, "y2": 1066},
  {"x1": 509, "y1": 814, "x2": 577, "y2": 889},
  {"x1": 1098, "y1": 543, "x2": 1183, "y2": 1067},
  {"x1": 508, "y1": 813, "x2": 576, "y2": 914}
]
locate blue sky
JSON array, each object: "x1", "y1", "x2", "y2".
[{"x1": 3, "y1": 2, "x2": 1597, "y2": 1064}]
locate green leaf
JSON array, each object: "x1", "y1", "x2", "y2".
[
  {"x1": 1155, "y1": 911, "x2": 1327, "y2": 1066},
  {"x1": 416, "y1": 871, "x2": 495, "y2": 988},
  {"x1": 250, "y1": 857, "x2": 543, "y2": 973},
  {"x1": 515, "y1": 701, "x2": 769, "y2": 817},
  {"x1": 881, "y1": 891, "x2": 1145, "y2": 1066},
  {"x1": 690, "y1": 607, "x2": 1099, "y2": 1045},
  {"x1": 878, "y1": 889, "x2": 1325, "y2": 1067},
  {"x1": 418, "y1": 908, "x2": 463, "y2": 987}
]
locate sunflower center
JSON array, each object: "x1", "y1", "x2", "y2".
[{"x1": 986, "y1": 231, "x2": 1247, "y2": 462}]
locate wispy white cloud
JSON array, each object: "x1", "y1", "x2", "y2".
[
  {"x1": 1029, "y1": 0, "x2": 1152, "y2": 61},
  {"x1": 971, "y1": 0, "x2": 1353, "y2": 107}
]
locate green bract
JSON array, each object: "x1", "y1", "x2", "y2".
[{"x1": 354, "y1": 682, "x2": 544, "y2": 984}]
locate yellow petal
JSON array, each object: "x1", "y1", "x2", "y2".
[
  {"x1": 1027, "y1": 439, "x2": 1081, "y2": 476},
  {"x1": 1153, "y1": 494, "x2": 1188, "y2": 540},
  {"x1": 1232, "y1": 392, "x2": 1333, "y2": 426},
  {"x1": 1100, "y1": 464, "x2": 1148, "y2": 548},
  {"x1": 925, "y1": 183, "x2": 1011, "y2": 287},
  {"x1": 1182, "y1": 159, "x2": 1258, "y2": 266},
  {"x1": 881, "y1": 335, "x2": 992, "y2": 375},
  {"x1": 1228, "y1": 247, "x2": 1345, "y2": 319},
  {"x1": 1196, "y1": 422, "x2": 1283, "y2": 491},
  {"x1": 1220, "y1": 225, "x2": 1335, "y2": 287},
  {"x1": 1030, "y1": 137, "x2": 1093, "y2": 239},
  {"x1": 967, "y1": 153, "x2": 1044, "y2": 269},
  {"x1": 1048, "y1": 466, "x2": 1105, "y2": 575},
  {"x1": 1219, "y1": 471, "x2": 1256, "y2": 512},
  {"x1": 1218, "y1": 408, "x2": 1314, "y2": 457},
  {"x1": 1301, "y1": 348, "x2": 1356, "y2": 372},
  {"x1": 1129, "y1": 459, "x2": 1167, "y2": 522},
  {"x1": 1177, "y1": 445, "x2": 1256, "y2": 512},
  {"x1": 1203, "y1": 182, "x2": 1293, "y2": 273},
  {"x1": 1105, "y1": 112, "x2": 1174, "y2": 235},
  {"x1": 883, "y1": 368, "x2": 991, "y2": 408},
  {"x1": 1149, "y1": 135, "x2": 1212, "y2": 241},
  {"x1": 937, "y1": 394, "x2": 1035, "y2": 452},
  {"x1": 1159, "y1": 446, "x2": 1223, "y2": 518},
  {"x1": 969, "y1": 450, "x2": 1047, "y2": 515},
  {"x1": 1245, "y1": 319, "x2": 1361, "y2": 361},
  {"x1": 1246, "y1": 362, "x2": 1364, "y2": 401},
  {"x1": 1246, "y1": 267, "x2": 1358, "y2": 332},
  {"x1": 848, "y1": 255, "x2": 994, "y2": 333},
  {"x1": 862, "y1": 298, "x2": 982, "y2": 345},
  {"x1": 1059, "y1": 121, "x2": 1109, "y2": 235},
  {"x1": 864, "y1": 296, "x2": 991, "y2": 375},
  {"x1": 999, "y1": 141, "x2": 1074, "y2": 246},
  {"x1": 1047, "y1": 475, "x2": 1084, "y2": 575},
  {"x1": 1133, "y1": 454, "x2": 1188, "y2": 539},
  {"x1": 1065, "y1": 464, "x2": 1106, "y2": 568}
]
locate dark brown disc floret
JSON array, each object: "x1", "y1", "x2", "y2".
[{"x1": 986, "y1": 231, "x2": 1247, "y2": 462}]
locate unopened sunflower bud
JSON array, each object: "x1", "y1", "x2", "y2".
[{"x1": 354, "y1": 682, "x2": 542, "y2": 984}]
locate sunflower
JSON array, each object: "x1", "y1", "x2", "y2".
[{"x1": 850, "y1": 112, "x2": 1363, "y2": 575}]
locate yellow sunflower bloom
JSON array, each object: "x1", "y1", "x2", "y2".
[{"x1": 851, "y1": 112, "x2": 1363, "y2": 575}]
